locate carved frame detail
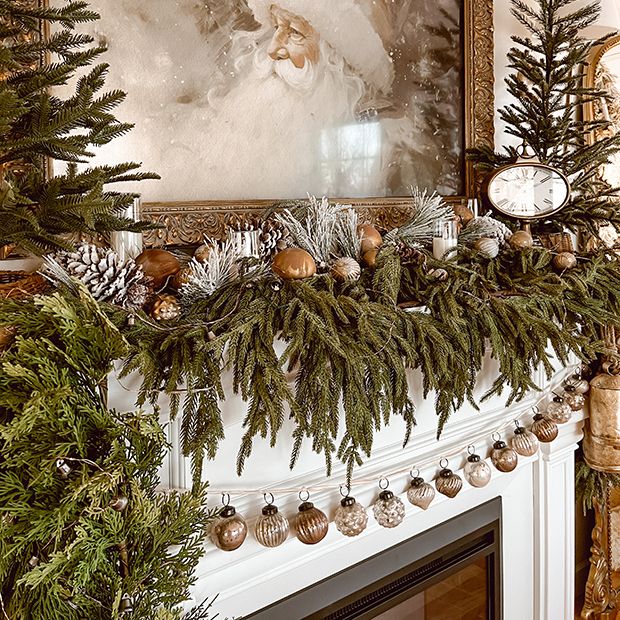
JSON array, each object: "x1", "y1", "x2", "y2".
[{"x1": 140, "y1": 0, "x2": 495, "y2": 247}]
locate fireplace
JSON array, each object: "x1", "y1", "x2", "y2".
[{"x1": 247, "y1": 498, "x2": 501, "y2": 620}]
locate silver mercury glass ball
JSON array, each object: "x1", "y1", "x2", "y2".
[
  {"x1": 335, "y1": 496, "x2": 368, "y2": 537},
  {"x1": 463, "y1": 454, "x2": 492, "y2": 488},
  {"x1": 373, "y1": 490, "x2": 406, "y2": 528},
  {"x1": 570, "y1": 377, "x2": 590, "y2": 394},
  {"x1": 546, "y1": 396, "x2": 572, "y2": 423},
  {"x1": 490, "y1": 440, "x2": 518, "y2": 473},
  {"x1": 510, "y1": 426, "x2": 539, "y2": 457},
  {"x1": 564, "y1": 391, "x2": 586, "y2": 411},
  {"x1": 254, "y1": 503, "x2": 290, "y2": 548}
]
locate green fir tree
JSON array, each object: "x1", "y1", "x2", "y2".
[{"x1": 0, "y1": 0, "x2": 158, "y2": 256}]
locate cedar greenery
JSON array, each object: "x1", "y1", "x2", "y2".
[
  {"x1": 0, "y1": 0, "x2": 158, "y2": 256},
  {"x1": 0, "y1": 288, "x2": 216, "y2": 619}
]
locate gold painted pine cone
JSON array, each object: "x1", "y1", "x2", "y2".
[{"x1": 150, "y1": 294, "x2": 180, "y2": 321}]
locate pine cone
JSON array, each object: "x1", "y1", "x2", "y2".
[
  {"x1": 55, "y1": 243, "x2": 149, "y2": 309},
  {"x1": 259, "y1": 220, "x2": 290, "y2": 258},
  {"x1": 463, "y1": 216, "x2": 512, "y2": 245},
  {"x1": 396, "y1": 243, "x2": 427, "y2": 266}
]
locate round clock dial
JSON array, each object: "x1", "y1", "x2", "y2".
[{"x1": 486, "y1": 162, "x2": 570, "y2": 219}]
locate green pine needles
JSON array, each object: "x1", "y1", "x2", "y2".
[
  {"x1": 0, "y1": 0, "x2": 158, "y2": 256},
  {"x1": 0, "y1": 289, "x2": 215, "y2": 619}
]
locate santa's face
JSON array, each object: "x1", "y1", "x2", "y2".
[{"x1": 268, "y1": 4, "x2": 320, "y2": 69}]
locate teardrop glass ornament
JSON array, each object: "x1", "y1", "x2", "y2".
[
  {"x1": 373, "y1": 490, "x2": 406, "y2": 528},
  {"x1": 254, "y1": 503, "x2": 289, "y2": 548},
  {"x1": 463, "y1": 454, "x2": 492, "y2": 488},
  {"x1": 407, "y1": 477, "x2": 436, "y2": 509},
  {"x1": 490, "y1": 440, "x2": 518, "y2": 472},
  {"x1": 335, "y1": 496, "x2": 368, "y2": 537},
  {"x1": 435, "y1": 467, "x2": 463, "y2": 498},
  {"x1": 530, "y1": 413, "x2": 558, "y2": 443},
  {"x1": 295, "y1": 501, "x2": 329, "y2": 545},
  {"x1": 511, "y1": 426, "x2": 539, "y2": 457}
]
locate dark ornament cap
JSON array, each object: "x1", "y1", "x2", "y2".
[
  {"x1": 533, "y1": 413, "x2": 544, "y2": 421},
  {"x1": 493, "y1": 440, "x2": 507, "y2": 449},
  {"x1": 553, "y1": 395, "x2": 564, "y2": 403},
  {"x1": 411, "y1": 476, "x2": 425, "y2": 487},
  {"x1": 564, "y1": 384, "x2": 576, "y2": 392},
  {"x1": 514, "y1": 427, "x2": 526, "y2": 435},
  {"x1": 220, "y1": 505, "x2": 236, "y2": 518},
  {"x1": 440, "y1": 468, "x2": 453, "y2": 477},
  {"x1": 467, "y1": 454, "x2": 481, "y2": 463},
  {"x1": 341, "y1": 496, "x2": 356, "y2": 507},
  {"x1": 379, "y1": 490, "x2": 394, "y2": 501},
  {"x1": 262, "y1": 504, "x2": 278, "y2": 516},
  {"x1": 298, "y1": 501, "x2": 315, "y2": 512}
]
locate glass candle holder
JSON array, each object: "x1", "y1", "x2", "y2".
[{"x1": 432, "y1": 218, "x2": 458, "y2": 260}]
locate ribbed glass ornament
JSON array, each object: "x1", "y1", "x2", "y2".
[
  {"x1": 407, "y1": 477, "x2": 435, "y2": 509},
  {"x1": 490, "y1": 440, "x2": 518, "y2": 472},
  {"x1": 295, "y1": 501, "x2": 329, "y2": 545},
  {"x1": 211, "y1": 506, "x2": 247, "y2": 551},
  {"x1": 254, "y1": 504, "x2": 289, "y2": 548},
  {"x1": 435, "y1": 467, "x2": 463, "y2": 497},
  {"x1": 530, "y1": 413, "x2": 558, "y2": 443},
  {"x1": 463, "y1": 455, "x2": 491, "y2": 488},
  {"x1": 373, "y1": 490, "x2": 406, "y2": 528},
  {"x1": 547, "y1": 397, "x2": 572, "y2": 423},
  {"x1": 335, "y1": 496, "x2": 368, "y2": 537},
  {"x1": 510, "y1": 426, "x2": 539, "y2": 457}
]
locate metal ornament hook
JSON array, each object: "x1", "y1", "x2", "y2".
[
  {"x1": 298, "y1": 489, "x2": 310, "y2": 502},
  {"x1": 221, "y1": 493, "x2": 230, "y2": 507},
  {"x1": 467, "y1": 445, "x2": 476, "y2": 455},
  {"x1": 379, "y1": 477, "x2": 389, "y2": 490},
  {"x1": 439, "y1": 458, "x2": 449, "y2": 469},
  {"x1": 514, "y1": 419, "x2": 521, "y2": 430},
  {"x1": 339, "y1": 484, "x2": 350, "y2": 498},
  {"x1": 263, "y1": 492, "x2": 275, "y2": 505},
  {"x1": 410, "y1": 467, "x2": 420, "y2": 478},
  {"x1": 492, "y1": 432, "x2": 501, "y2": 442}
]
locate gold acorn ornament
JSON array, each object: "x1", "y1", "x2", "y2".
[
  {"x1": 373, "y1": 479, "x2": 406, "y2": 528},
  {"x1": 272, "y1": 248, "x2": 317, "y2": 280},
  {"x1": 406, "y1": 469, "x2": 435, "y2": 510},
  {"x1": 358, "y1": 224, "x2": 383, "y2": 254},
  {"x1": 295, "y1": 491, "x2": 329, "y2": 545},
  {"x1": 474, "y1": 237, "x2": 500, "y2": 259},
  {"x1": 150, "y1": 293, "x2": 181, "y2": 321},
  {"x1": 510, "y1": 421, "x2": 539, "y2": 457},
  {"x1": 435, "y1": 459, "x2": 463, "y2": 498},
  {"x1": 211, "y1": 495, "x2": 247, "y2": 552},
  {"x1": 135, "y1": 248, "x2": 181, "y2": 290},
  {"x1": 546, "y1": 393, "x2": 572, "y2": 423},
  {"x1": 508, "y1": 230, "x2": 534, "y2": 250},
  {"x1": 334, "y1": 486, "x2": 368, "y2": 537},
  {"x1": 490, "y1": 434, "x2": 519, "y2": 472},
  {"x1": 254, "y1": 493, "x2": 289, "y2": 548},
  {"x1": 330, "y1": 257, "x2": 361, "y2": 282},
  {"x1": 463, "y1": 447, "x2": 492, "y2": 488},
  {"x1": 362, "y1": 248, "x2": 379, "y2": 269},
  {"x1": 530, "y1": 410, "x2": 559, "y2": 443},
  {"x1": 553, "y1": 251, "x2": 577, "y2": 270}
]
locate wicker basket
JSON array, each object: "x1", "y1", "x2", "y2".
[
  {"x1": 538, "y1": 232, "x2": 575, "y2": 252},
  {"x1": 0, "y1": 271, "x2": 48, "y2": 300}
]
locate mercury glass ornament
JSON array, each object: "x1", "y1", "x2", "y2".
[
  {"x1": 564, "y1": 390, "x2": 586, "y2": 411},
  {"x1": 407, "y1": 475, "x2": 435, "y2": 510},
  {"x1": 211, "y1": 503, "x2": 247, "y2": 551},
  {"x1": 254, "y1": 502, "x2": 289, "y2": 548},
  {"x1": 295, "y1": 499, "x2": 329, "y2": 545},
  {"x1": 530, "y1": 413, "x2": 559, "y2": 443},
  {"x1": 463, "y1": 451, "x2": 492, "y2": 488},
  {"x1": 510, "y1": 425, "x2": 539, "y2": 457},
  {"x1": 109, "y1": 495, "x2": 129, "y2": 512},
  {"x1": 435, "y1": 462, "x2": 463, "y2": 498},
  {"x1": 373, "y1": 482, "x2": 406, "y2": 528},
  {"x1": 335, "y1": 495, "x2": 368, "y2": 537},
  {"x1": 572, "y1": 378, "x2": 590, "y2": 394},
  {"x1": 490, "y1": 439, "x2": 518, "y2": 472},
  {"x1": 546, "y1": 395, "x2": 572, "y2": 423}
]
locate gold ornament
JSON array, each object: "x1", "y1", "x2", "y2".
[
  {"x1": 490, "y1": 438, "x2": 518, "y2": 472},
  {"x1": 211, "y1": 503, "x2": 247, "y2": 551},
  {"x1": 295, "y1": 495, "x2": 329, "y2": 544},
  {"x1": 474, "y1": 237, "x2": 500, "y2": 259},
  {"x1": 150, "y1": 294, "x2": 180, "y2": 321},
  {"x1": 171, "y1": 267, "x2": 191, "y2": 290},
  {"x1": 0, "y1": 326, "x2": 16, "y2": 351},
  {"x1": 254, "y1": 497, "x2": 289, "y2": 548},
  {"x1": 463, "y1": 449, "x2": 492, "y2": 488},
  {"x1": 135, "y1": 249, "x2": 180, "y2": 289},
  {"x1": 435, "y1": 461, "x2": 463, "y2": 498},
  {"x1": 358, "y1": 224, "x2": 383, "y2": 254},
  {"x1": 530, "y1": 413, "x2": 558, "y2": 443},
  {"x1": 194, "y1": 243, "x2": 212, "y2": 262},
  {"x1": 508, "y1": 230, "x2": 534, "y2": 250},
  {"x1": 362, "y1": 248, "x2": 379, "y2": 269},
  {"x1": 330, "y1": 257, "x2": 361, "y2": 282},
  {"x1": 584, "y1": 373, "x2": 620, "y2": 472},
  {"x1": 510, "y1": 423, "x2": 539, "y2": 457},
  {"x1": 272, "y1": 248, "x2": 317, "y2": 280},
  {"x1": 407, "y1": 474, "x2": 435, "y2": 509},
  {"x1": 553, "y1": 251, "x2": 577, "y2": 270}
]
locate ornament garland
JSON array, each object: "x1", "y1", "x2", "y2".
[{"x1": 201, "y1": 373, "x2": 582, "y2": 551}]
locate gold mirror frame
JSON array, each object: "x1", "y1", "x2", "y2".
[{"x1": 135, "y1": 0, "x2": 495, "y2": 247}]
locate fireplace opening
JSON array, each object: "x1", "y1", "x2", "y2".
[{"x1": 248, "y1": 498, "x2": 502, "y2": 620}]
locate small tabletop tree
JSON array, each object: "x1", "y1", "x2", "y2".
[{"x1": 0, "y1": 0, "x2": 158, "y2": 257}]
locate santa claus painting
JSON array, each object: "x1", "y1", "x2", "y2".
[{"x1": 70, "y1": 0, "x2": 464, "y2": 201}]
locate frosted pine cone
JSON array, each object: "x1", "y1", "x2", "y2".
[
  {"x1": 396, "y1": 243, "x2": 427, "y2": 266},
  {"x1": 259, "y1": 220, "x2": 290, "y2": 258},
  {"x1": 53, "y1": 243, "x2": 149, "y2": 309},
  {"x1": 460, "y1": 216, "x2": 512, "y2": 246}
]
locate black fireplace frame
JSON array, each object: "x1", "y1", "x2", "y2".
[{"x1": 247, "y1": 497, "x2": 502, "y2": 620}]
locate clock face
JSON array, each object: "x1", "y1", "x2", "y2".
[{"x1": 487, "y1": 163, "x2": 570, "y2": 219}]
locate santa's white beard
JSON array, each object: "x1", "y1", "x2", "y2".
[{"x1": 198, "y1": 45, "x2": 365, "y2": 199}]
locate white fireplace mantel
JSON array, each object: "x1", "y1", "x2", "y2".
[{"x1": 110, "y1": 352, "x2": 584, "y2": 619}]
